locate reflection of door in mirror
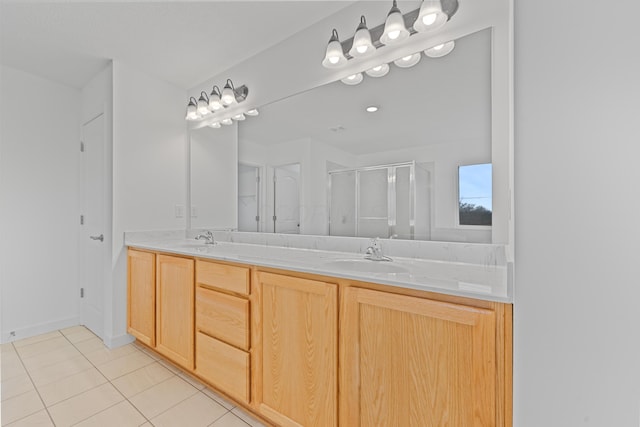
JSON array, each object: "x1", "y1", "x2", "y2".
[
  {"x1": 238, "y1": 164, "x2": 261, "y2": 232},
  {"x1": 272, "y1": 163, "x2": 300, "y2": 234}
]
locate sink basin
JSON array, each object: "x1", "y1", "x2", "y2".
[{"x1": 322, "y1": 259, "x2": 409, "y2": 274}]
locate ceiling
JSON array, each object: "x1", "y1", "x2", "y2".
[{"x1": 0, "y1": 1, "x2": 355, "y2": 90}]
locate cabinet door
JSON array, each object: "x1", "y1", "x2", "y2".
[
  {"x1": 127, "y1": 249, "x2": 156, "y2": 347},
  {"x1": 254, "y1": 272, "x2": 337, "y2": 427},
  {"x1": 340, "y1": 287, "x2": 497, "y2": 427},
  {"x1": 156, "y1": 254, "x2": 195, "y2": 370}
]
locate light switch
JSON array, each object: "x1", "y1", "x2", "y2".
[
  {"x1": 191, "y1": 206, "x2": 198, "y2": 218},
  {"x1": 175, "y1": 204, "x2": 185, "y2": 218}
]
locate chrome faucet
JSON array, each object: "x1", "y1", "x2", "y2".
[
  {"x1": 364, "y1": 238, "x2": 392, "y2": 262},
  {"x1": 195, "y1": 230, "x2": 215, "y2": 245}
]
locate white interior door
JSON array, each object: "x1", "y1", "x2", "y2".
[
  {"x1": 80, "y1": 114, "x2": 105, "y2": 339},
  {"x1": 273, "y1": 164, "x2": 300, "y2": 234}
]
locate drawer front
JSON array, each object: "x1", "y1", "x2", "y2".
[
  {"x1": 196, "y1": 260, "x2": 250, "y2": 295},
  {"x1": 196, "y1": 287, "x2": 250, "y2": 351},
  {"x1": 195, "y1": 332, "x2": 250, "y2": 404}
]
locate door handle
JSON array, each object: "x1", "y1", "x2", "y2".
[{"x1": 90, "y1": 234, "x2": 104, "y2": 242}]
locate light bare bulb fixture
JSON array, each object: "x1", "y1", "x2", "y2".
[
  {"x1": 185, "y1": 97, "x2": 199, "y2": 121},
  {"x1": 424, "y1": 40, "x2": 455, "y2": 57},
  {"x1": 394, "y1": 53, "x2": 421, "y2": 68},
  {"x1": 349, "y1": 16, "x2": 375, "y2": 58},
  {"x1": 197, "y1": 91, "x2": 210, "y2": 116},
  {"x1": 209, "y1": 86, "x2": 224, "y2": 111},
  {"x1": 365, "y1": 63, "x2": 390, "y2": 78},
  {"x1": 380, "y1": 0, "x2": 409, "y2": 45},
  {"x1": 413, "y1": 0, "x2": 448, "y2": 33},
  {"x1": 322, "y1": 29, "x2": 347, "y2": 68},
  {"x1": 221, "y1": 79, "x2": 237, "y2": 106},
  {"x1": 341, "y1": 72, "x2": 364, "y2": 85}
]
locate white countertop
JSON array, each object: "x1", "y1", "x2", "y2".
[{"x1": 126, "y1": 234, "x2": 511, "y2": 303}]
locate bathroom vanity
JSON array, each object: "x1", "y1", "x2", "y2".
[{"x1": 126, "y1": 233, "x2": 512, "y2": 427}]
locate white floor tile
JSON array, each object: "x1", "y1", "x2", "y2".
[
  {"x1": 73, "y1": 400, "x2": 146, "y2": 427},
  {"x1": 96, "y1": 351, "x2": 155, "y2": 380},
  {"x1": 4, "y1": 409, "x2": 54, "y2": 426},
  {"x1": 20, "y1": 345, "x2": 81, "y2": 372},
  {"x1": 111, "y1": 362, "x2": 175, "y2": 398},
  {"x1": 37, "y1": 367, "x2": 107, "y2": 407},
  {"x1": 47, "y1": 383, "x2": 124, "y2": 426},
  {"x1": 128, "y1": 376, "x2": 198, "y2": 419},
  {"x1": 29, "y1": 355, "x2": 93, "y2": 388},
  {"x1": 0, "y1": 389, "x2": 45, "y2": 425},
  {"x1": 210, "y1": 411, "x2": 252, "y2": 427},
  {"x1": 1, "y1": 373, "x2": 34, "y2": 402},
  {"x1": 150, "y1": 392, "x2": 227, "y2": 427},
  {"x1": 12, "y1": 331, "x2": 62, "y2": 348}
]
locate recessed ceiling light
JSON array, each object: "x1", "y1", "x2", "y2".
[{"x1": 366, "y1": 106, "x2": 379, "y2": 113}]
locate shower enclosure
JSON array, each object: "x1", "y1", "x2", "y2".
[{"x1": 328, "y1": 161, "x2": 430, "y2": 240}]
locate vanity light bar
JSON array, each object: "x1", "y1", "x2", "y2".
[
  {"x1": 185, "y1": 79, "x2": 249, "y2": 122},
  {"x1": 322, "y1": 0, "x2": 459, "y2": 85}
]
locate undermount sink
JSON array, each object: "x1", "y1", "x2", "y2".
[{"x1": 322, "y1": 259, "x2": 409, "y2": 274}]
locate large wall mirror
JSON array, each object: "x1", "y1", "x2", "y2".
[
  {"x1": 189, "y1": 0, "x2": 512, "y2": 245},
  {"x1": 238, "y1": 28, "x2": 490, "y2": 242}
]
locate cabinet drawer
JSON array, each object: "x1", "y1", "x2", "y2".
[
  {"x1": 196, "y1": 286, "x2": 250, "y2": 351},
  {"x1": 195, "y1": 332, "x2": 250, "y2": 404},
  {"x1": 196, "y1": 260, "x2": 250, "y2": 295}
]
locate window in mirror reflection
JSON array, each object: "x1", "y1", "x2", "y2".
[{"x1": 458, "y1": 163, "x2": 492, "y2": 226}]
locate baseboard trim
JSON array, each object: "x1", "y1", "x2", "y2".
[
  {"x1": 104, "y1": 333, "x2": 135, "y2": 349},
  {"x1": 1, "y1": 316, "x2": 80, "y2": 344}
]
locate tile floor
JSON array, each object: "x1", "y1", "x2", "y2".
[{"x1": 1, "y1": 327, "x2": 268, "y2": 427}]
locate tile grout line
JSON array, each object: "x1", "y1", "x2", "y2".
[
  {"x1": 63, "y1": 328, "x2": 155, "y2": 426},
  {"x1": 6, "y1": 328, "x2": 256, "y2": 427},
  {"x1": 8, "y1": 337, "x2": 58, "y2": 426}
]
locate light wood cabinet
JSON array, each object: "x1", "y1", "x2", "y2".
[
  {"x1": 340, "y1": 286, "x2": 509, "y2": 427},
  {"x1": 253, "y1": 271, "x2": 338, "y2": 427},
  {"x1": 195, "y1": 259, "x2": 252, "y2": 405},
  {"x1": 156, "y1": 254, "x2": 195, "y2": 370},
  {"x1": 128, "y1": 248, "x2": 512, "y2": 427},
  {"x1": 127, "y1": 249, "x2": 156, "y2": 347}
]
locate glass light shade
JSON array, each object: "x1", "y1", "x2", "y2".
[
  {"x1": 365, "y1": 63, "x2": 390, "y2": 78},
  {"x1": 349, "y1": 16, "x2": 375, "y2": 58},
  {"x1": 197, "y1": 96, "x2": 210, "y2": 116},
  {"x1": 394, "y1": 53, "x2": 421, "y2": 68},
  {"x1": 322, "y1": 29, "x2": 347, "y2": 68},
  {"x1": 380, "y1": 2, "x2": 409, "y2": 45},
  {"x1": 424, "y1": 40, "x2": 455, "y2": 57},
  {"x1": 209, "y1": 122, "x2": 221, "y2": 128},
  {"x1": 209, "y1": 93, "x2": 223, "y2": 111},
  {"x1": 233, "y1": 113, "x2": 246, "y2": 121},
  {"x1": 246, "y1": 108, "x2": 259, "y2": 116},
  {"x1": 341, "y1": 73, "x2": 363, "y2": 85},
  {"x1": 413, "y1": 0, "x2": 448, "y2": 32},
  {"x1": 221, "y1": 82, "x2": 236, "y2": 106},
  {"x1": 221, "y1": 118, "x2": 233, "y2": 126},
  {"x1": 366, "y1": 106, "x2": 379, "y2": 113},
  {"x1": 185, "y1": 99, "x2": 198, "y2": 121}
]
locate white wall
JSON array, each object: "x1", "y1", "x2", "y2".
[
  {"x1": 0, "y1": 66, "x2": 81, "y2": 342},
  {"x1": 514, "y1": 1, "x2": 640, "y2": 425},
  {"x1": 108, "y1": 60, "x2": 187, "y2": 346}
]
